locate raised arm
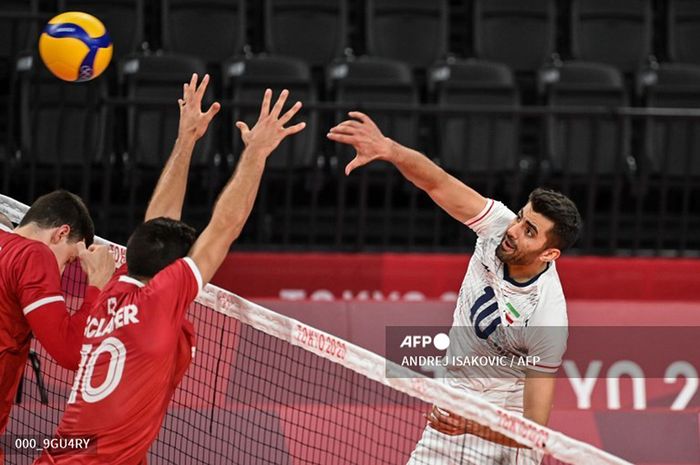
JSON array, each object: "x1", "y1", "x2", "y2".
[
  {"x1": 189, "y1": 89, "x2": 305, "y2": 285},
  {"x1": 327, "y1": 112, "x2": 487, "y2": 223},
  {"x1": 24, "y1": 243, "x2": 114, "y2": 370},
  {"x1": 145, "y1": 73, "x2": 220, "y2": 221}
]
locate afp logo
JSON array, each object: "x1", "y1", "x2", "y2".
[{"x1": 400, "y1": 332, "x2": 450, "y2": 350}]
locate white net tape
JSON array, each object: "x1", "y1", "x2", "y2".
[{"x1": 0, "y1": 193, "x2": 632, "y2": 465}]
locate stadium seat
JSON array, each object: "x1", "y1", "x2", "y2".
[
  {"x1": 365, "y1": 0, "x2": 448, "y2": 69},
  {"x1": 541, "y1": 61, "x2": 629, "y2": 176},
  {"x1": 570, "y1": 0, "x2": 653, "y2": 73},
  {"x1": 223, "y1": 54, "x2": 317, "y2": 245},
  {"x1": 119, "y1": 54, "x2": 216, "y2": 230},
  {"x1": 428, "y1": 59, "x2": 520, "y2": 202},
  {"x1": 327, "y1": 56, "x2": 419, "y2": 247},
  {"x1": 224, "y1": 55, "x2": 316, "y2": 170},
  {"x1": 58, "y1": 0, "x2": 145, "y2": 64},
  {"x1": 161, "y1": 0, "x2": 246, "y2": 65},
  {"x1": 540, "y1": 60, "x2": 631, "y2": 250},
  {"x1": 473, "y1": 0, "x2": 556, "y2": 73},
  {"x1": 637, "y1": 62, "x2": 700, "y2": 250},
  {"x1": 0, "y1": 0, "x2": 38, "y2": 80},
  {"x1": 668, "y1": 0, "x2": 700, "y2": 65},
  {"x1": 264, "y1": 0, "x2": 347, "y2": 68},
  {"x1": 13, "y1": 53, "x2": 108, "y2": 204},
  {"x1": 328, "y1": 56, "x2": 418, "y2": 167},
  {"x1": 640, "y1": 63, "x2": 700, "y2": 177}
]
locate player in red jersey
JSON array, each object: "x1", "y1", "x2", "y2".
[
  {"x1": 34, "y1": 74, "x2": 305, "y2": 464},
  {"x1": 0, "y1": 191, "x2": 115, "y2": 462}
]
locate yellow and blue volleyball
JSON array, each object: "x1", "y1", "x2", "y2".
[{"x1": 39, "y1": 12, "x2": 113, "y2": 82}]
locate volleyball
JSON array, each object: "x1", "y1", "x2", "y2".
[{"x1": 39, "y1": 11, "x2": 113, "y2": 82}]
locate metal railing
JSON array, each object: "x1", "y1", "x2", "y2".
[{"x1": 2, "y1": 94, "x2": 699, "y2": 256}]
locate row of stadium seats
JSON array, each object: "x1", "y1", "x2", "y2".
[
  {"x1": 3, "y1": 0, "x2": 700, "y2": 74},
  {"x1": 2, "y1": 51, "x2": 699, "y2": 252}
]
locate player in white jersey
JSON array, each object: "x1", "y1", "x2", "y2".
[{"x1": 328, "y1": 112, "x2": 582, "y2": 464}]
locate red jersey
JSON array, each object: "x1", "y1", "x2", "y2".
[
  {"x1": 34, "y1": 257, "x2": 202, "y2": 465},
  {"x1": 0, "y1": 231, "x2": 96, "y2": 438}
]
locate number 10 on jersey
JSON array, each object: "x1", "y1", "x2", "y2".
[{"x1": 68, "y1": 337, "x2": 127, "y2": 404}]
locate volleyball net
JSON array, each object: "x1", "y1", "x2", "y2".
[{"x1": 0, "y1": 194, "x2": 632, "y2": 465}]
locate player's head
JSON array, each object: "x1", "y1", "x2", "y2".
[
  {"x1": 126, "y1": 217, "x2": 197, "y2": 280},
  {"x1": 496, "y1": 188, "x2": 582, "y2": 266},
  {"x1": 19, "y1": 190, "x2": 94, "y2": 272}
]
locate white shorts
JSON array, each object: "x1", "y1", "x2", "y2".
[{"x1": 406, "y1": 424, "x2": 543, "y2": 465}]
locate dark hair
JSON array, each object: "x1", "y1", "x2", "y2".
[
  {"x1": 126, "y1": 217, "x2": 197, "y2": 278},
  {"x1": 20, "y1": 190, "x2": 94, "y2": 246},
  {"x1": 528, "y1": 188, "x2": 582, "y2": 251}
]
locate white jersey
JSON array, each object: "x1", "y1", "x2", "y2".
[{"x1": 444, "y1": 199, "x2": 568, "y2": 411}]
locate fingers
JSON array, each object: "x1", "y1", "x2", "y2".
[
  {"x1": 348, "y1": 111, "x2": 372, "y2": 125},
  {"x1": 328, "y1": 124, "x2": 358, "y2": 137},
  {"x1": 433, "y1": 408, "x2": 466, "y2": 430},
  {"x1": 205, "y1": 102, "x2": 221, "y2": 122},
  {"x1": 271, "y1": 89, "x2": 290, "y2": 119},
  {"x1": 326, "y1": 132, "x2": 355, "y2": 145},
  {"x1": 284, "y1": 121, "x2": 306, "y2": 136},
  {"x1": 279, "y1": 101, "x2": 302, "y2": 126},
  {"x1": 235, "y1": 121, "x2": 250, "y2": 135},
  {"x1": 195, "y1": 73, "x2": 209, "y2": 99},
  {"x1": 76, "y1": 241, "x2": 87, "y2": 256},
  {"x1": 344, "y1": 155, "x2": 364, "y2": 176},
  {"x1": 189, "y1": 73, "x2": 197, "y2": 96},
  {"x1": 259, "y1": 88, "x2": 272, "y2": 120},
  {"x1": 81, "y1": 245, "x2": 116, "y2": 290},
  {"x1": 425, "y1": 407, "x2": 467, "y2": 436},
  {"x1": 184, "y1": 73, "x2": 197, "y2": 102}
]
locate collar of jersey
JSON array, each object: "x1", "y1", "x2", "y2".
[
  {"x1": 118, "y1": 275, "x2": 145, "y2": 288},
  {"x1": 503, "y1": 262, "x2": 550, "y2": 288}
]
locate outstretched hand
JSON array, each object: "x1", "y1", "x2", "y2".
[
  {"x1": 327, "y1": 111, "x2": 395, "y2": 175},
  {"x1": 178, "y1": 73, "x2": 221, "y2": 141},
  {"x1": 235, "y1": 89, "x2": 305, "y2": 156}
]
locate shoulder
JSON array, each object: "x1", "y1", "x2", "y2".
[
  {"x1": 1, "y1": 233, "x2": 53, "y2": 263},
  {"x1": 530, "y1": 265, "x2": 568, "y2": 326},
  {"x1": 143, "y1": 258, "x2": 203, "y2": 295},
  {"x1": 465, "y1": 199, "x2": 517, "y2": 239}
]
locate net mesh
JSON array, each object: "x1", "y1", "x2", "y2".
[{"x1": 0, "y1": 194, "x2": 631, "y2": 465}]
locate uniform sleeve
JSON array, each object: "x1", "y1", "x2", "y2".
[
  {"x1": 143, "y1": 257, "x2": 203, "y2": 325},
  {"x1": 16, "y1": 247, "x2": 64, "y2": 317},
  {"x1": 464, "y1": 199, "x2": 517, "y2": 239},
  {"x1": 523, "y1": 301, "x2": 568, "y2": 374},
  {"x1": 20, "y1": 246, "x2": 97, "y2": 370},
  {"x1": 26, "y1": 286, "x2": 99, "y2": 370}
]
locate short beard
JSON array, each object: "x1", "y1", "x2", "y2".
[
  {"x1": 496, "y1": 241, "x2": 536, "y2": 266},
  {"x1": 496, "y1": 244, "x2": 521, "y2": 265}
]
